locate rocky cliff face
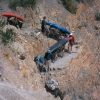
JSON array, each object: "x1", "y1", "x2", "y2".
[
  {"x1": 0, "y1": 25, "x2": 57, "y2": 100},
  {"x1": 0, "y1": 0, "x2": 100, "y2": 100}
]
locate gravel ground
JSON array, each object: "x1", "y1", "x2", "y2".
[{"x1": 49, "y1": 44, "x2": 82, "y2": 70}]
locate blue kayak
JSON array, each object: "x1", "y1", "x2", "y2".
[
  {"x1": 44, "y1": 39, "x2": 68, "y2": 60},
  {"x1": 49, "y1": 39, "x2": 68, "y2": 53},
  {"x1": 46, "y1": 22, "x2": 71, "y2": 35}
]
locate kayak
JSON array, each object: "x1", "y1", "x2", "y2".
[
  {"x1": 49, "y1": 39, "x2": 68, "y2": 53},
  {"x1": 44, "y1": 39, "x2": 68, "y2": 60},
  {"x1": 2, "y1": 12, "x2": 24, "y2": 21},
  {"x1": 46, "y1": 21, "x2": 71, "y2": 34}
]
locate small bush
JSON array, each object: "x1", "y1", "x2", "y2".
[
  {"x1": 77, "y1": 25, "x2": 83, "y2": 29},
  {"x1": 19, "y1": 54, "x2": 26, "y2": 60},
  {"x1": 62, "y1": 0, "x2": 77, "y2": 14},
  {"x1": 76, "y1": 0, "x2": 85, "y2": 3},
  {"x1": 0, "y1": 28, "x2": 16, "y2": 45},
  {"x1": 95, "y1": 13, "x2": 100, "y2": 21},
  {"x1": 95, "y1": 33, "x2": 98, "y2": 36},
  {"x1": 9, "y1": 0, "x2": 36, "y2": 10},
  {"x1": 9, "y1": 0, "x2": 20, "y2": 10},
  {"x1": 0, "y1": 20, "x2": 5, "y2": 29},
  {"x1": 94, "y1": 25, "x2": 98, "y2": 30},
  {"x1": 3, "y1": 52, "x2": 9, "y2": 58},
  {"x1": 76, "y1": 0, "x2": 94, "y2": 4},
  {"x1": 0, "y1": 20, "x2": 17, "y2": 45},
  {"x1": 77, "y1": 21, "x2": 87, "y2": 29}
]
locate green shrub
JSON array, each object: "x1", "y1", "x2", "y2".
[
  {"x1": 0, "y1": 20, "x2": 16, "y2": 45},
  {"x1": 76, "y1": 0, "x2": 85, "y2": 3},
  {"x1": 9, "y1": 0, "x2": 20, "y2": 10},
  {"x1": 62, "y1": 0, "x2": 77, "y2": 14},
  {"x1": 0, "y1": 28, "x2": 16, "y2": 45},
  {"x1": 95, "y1": 13, "x2": 100, "y2": 21},
  {"x1": 0, "y1": 20, "x2": 5, "y2": 38},
  {"x1": 1, "y1": 28, "x2": 16, "y2": 45},
  {"x1": 9, "y1": 0, "x2": 36, "y2": 10},
  {"x1": 0, "y1": 20, "x2": 5, "y2": 29},
  {"x1": 76, "y1": 0, "x2": 94, "y2": 4}
]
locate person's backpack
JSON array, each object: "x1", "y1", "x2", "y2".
[{"x1": 39, "y1": 57, "x2": 44, "y2": 64}]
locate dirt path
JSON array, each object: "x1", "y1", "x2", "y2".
[
  {"x1": 41, "y1": 43, "x2": 82, "y2": 76},
  {"x1": 46, "y1": 43, "x2": 82, "y2": 74}
]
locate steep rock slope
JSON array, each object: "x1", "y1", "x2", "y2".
[
  {"x1": 0, "y1": 25, "x2": 58, "y2": 100},
  {"x1": 0, "y1": 0, "x2": 100, "y2": 100}
]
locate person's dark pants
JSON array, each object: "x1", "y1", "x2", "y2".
[
  {"x1": 45, "y1": 60, "x2": 50, "y2": 72},
  {"x1": 41, "y1": 28, "x2": 46, "y2": 35},
  {"x1": 18, "y1": 21, "x2": 23, "y2": 29},
  {"x1": 51, "y1": 53, "x2": 55, "y2": 63},
  {"x1": 54, "y1": 88, "x2": 63, "y2": 100}
]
